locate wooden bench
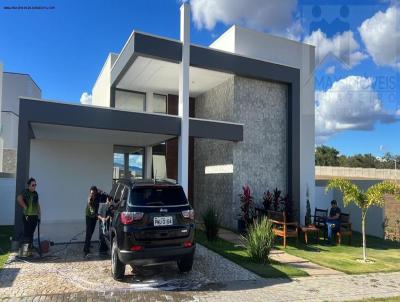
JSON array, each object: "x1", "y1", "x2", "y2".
[
  {"x1": 312, "y1": 208, "x2": 352, "y2": 245},
  {"x1": 267, "y1": 210, "x2": 298, "y2": 248},
  {"x1": 336, "y1": 213, "x2": 352, "y2": 245},
  {"x1": 311, "y1": 208, "x2": 328, "y2": 239}
]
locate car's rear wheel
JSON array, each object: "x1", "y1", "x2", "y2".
[
  {"x1": 177, "y1": 252, "x2": 194, "y2": 272},
  {"x1": 111, "y1": 238, "x2": 125, "y2": 280}
]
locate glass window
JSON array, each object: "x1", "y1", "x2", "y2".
[
  {"x1": 115, "y1": 90, "x2": 145, "y2": 112},
  {"x1": 129, "y1": 187, "x2": 188, "y2": 206},
  {"x1": 129, "y1": 152, "x2": 143, "y2": 179},
  {"x1": 113, "y1": 153, "x2": 124, "y2": 180},
  {"x1": 153, "y1": 94, "x2": 167, "y2": 114}
]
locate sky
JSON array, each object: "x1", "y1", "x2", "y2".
[{"x1": 0, "y1": 0, "x2": 399, "y2": 156}]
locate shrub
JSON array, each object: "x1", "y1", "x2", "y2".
[
  {"x1": 305, "y1": 199, "x2": 312, "y2": 226},
  {"x1": 243, "y1": 216, "x2": 274, "y2": 263},
  {"x1": 239, "y1": 185, "x2": 255, "y2": 225},
  {"x1": 202, "y1": 207, "x2": 221, "y2": 241},
  {"x1": 263, "y1": 190, "x2": 273, "y2": 211},
  {"x1": 272, "y1": 188, "x2": 281, "y2": 211}
]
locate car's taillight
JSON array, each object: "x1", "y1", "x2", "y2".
[
  {"x1": 182, "y1": 209, "x2": 194, "y2": 220},
  {"x1": 120, "y1": 212, "x2": 144, "y2": 224},
  {"x1": 130, "y1": 245, "x2": 142, "y2": 251},
  {"x1": 183, "y1": 240, "x2": 192, "y2": 248}
]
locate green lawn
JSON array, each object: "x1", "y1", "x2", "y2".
[
  {"x1": 279, "y1": 232, "x2": 400, "y2": 274},
  {"x1": 195, "y1": 230, "x2": 308, "y2": 278},
  {"x1": 350, "y1": 298, "x2": 400, "y2": 302},
  {"x1": 0, "y1": 226, "x2": 13, "y2": 270}
]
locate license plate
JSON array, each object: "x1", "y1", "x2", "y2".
[{"x1": 154, "y1": 216, "x2": 173, "y2": 226}]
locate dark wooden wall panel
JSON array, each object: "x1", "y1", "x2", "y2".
[{"x1": 166, "y1": 94, "x2": 195, "y2": 203}]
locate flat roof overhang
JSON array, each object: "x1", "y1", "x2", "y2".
[
  {"x1": 111, "y1": 31, "x2": 299, "y2": 95},
  {"x1": 18, "y1": 98, "x2": 243, "y2": 142}
]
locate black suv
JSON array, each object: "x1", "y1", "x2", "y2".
[{"x1": 105, "y1": 179, "x2": 195, "y2": 280}]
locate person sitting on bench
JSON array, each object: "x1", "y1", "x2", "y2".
[{"x1": 326, "y1": 200, "x2": 341, "y2": 244}]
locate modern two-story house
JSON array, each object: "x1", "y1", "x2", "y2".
[{"x1": 10, "y1": 3, "x2": 315, "y2": 242}]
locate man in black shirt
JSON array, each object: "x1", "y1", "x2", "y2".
[
  {"x1": 83, "y1": 186, "x2": 100, "y2": 257},
  {"x1": 326, "y1": 200, "x2": 341, "y2": 244}
]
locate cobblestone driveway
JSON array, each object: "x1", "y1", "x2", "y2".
[
  {"x1": 1, "y1": 243, "x2": 400, "y2": 301},
  {"x1": 0, "y1": 243, "x2": 257, "y2": 299}
]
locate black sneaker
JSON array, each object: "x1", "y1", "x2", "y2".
[{"x1": 83, "y1": 251, "x2": 90, "y2": 258}]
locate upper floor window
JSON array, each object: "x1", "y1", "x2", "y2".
[
  {"x1": 153, "y1": 94, "x2": 167, "y2": 114},
  {"x1": 115, "y1": 90, "x2": 145, "y2": 112}
]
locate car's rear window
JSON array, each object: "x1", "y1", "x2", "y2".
[{"x1": 129, "y1": 186, "x2": 188, "y2": 206}]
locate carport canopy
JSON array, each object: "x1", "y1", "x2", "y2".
[
  {"x1": 14, "y1": 98, "x2": 243, "y2": 240},
  {"x1": 30, "y1": 123, "x2": 175, "y2": 147}
]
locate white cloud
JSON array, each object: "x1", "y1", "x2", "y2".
[
  {"x1": 285, "y1": 17, "x2": 303, "y2": 41},
  {"x1": 359, "y1": 6, "x2": 400, "y2": 69},
  {"x1": 315, "y1": 76, "x2": 398, "y2": 143},
  {"x1": 80, "y1": 92, "x2": 92, "y2": 105},
  {"x1": 303, "y1": 30, "x2": 367, "y2": 68},
  {"x1": 190, "y1": 0, "x2": 297, "y2": 32},
  {"x1": 325, "y1": 65, "x2": 336, "y2": 74}
]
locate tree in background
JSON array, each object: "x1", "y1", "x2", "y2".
[
  {"x1": 315, "y1": 145, "x2": 340, "y2": 166},
  {"x1": 315, "y1": 146, "x2": 400, "y2": 169},
  {"x1": 326, "y1": 178, "x2": 400, "y2": 262}
]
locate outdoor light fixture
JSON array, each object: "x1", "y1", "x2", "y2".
[{"x1": 204, "y1": 164, "x2": 234, "y2": 174}]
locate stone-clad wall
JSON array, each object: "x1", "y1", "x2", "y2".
[
  {"x1": 2, "y1": 149, "x2": 17, "y2": 173},
  {"x1": 193, "y1": 139, "x2": 234, "y2": 227},
  {"x1": 194, "y1": 76, "x2": 288, "y2": 230},
  {"x1": 232, "y1": 77, "x2": 288, "y2": 222},
  {"x1": 194, "y1": 77, "x2": 235, "y2": 227}
]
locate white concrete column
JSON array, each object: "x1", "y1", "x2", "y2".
[
  {"x1": 145, "y1": 91, "x2": 153, "y2": 179},
  {"x1": 178, "y1": 3, "x2": 190, "y2": 196}
]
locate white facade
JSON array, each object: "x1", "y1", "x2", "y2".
[
  {"x1": 0, "y1": 72, "x2": 41, "y2": 169},
  {"x1": 29, "y1": 139, "x2": 113, "y2": 241},
  {"x1": 211, "y1": 25, "x2": 316, "y2": 224},
  {"x1": 0, "y1": 68, "x2": 41, "y2": 226},
  {"x1": 92, "y1": 53, "x2": 118, "y2": 107}
]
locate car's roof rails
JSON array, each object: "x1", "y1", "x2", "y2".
[
  {"x1": 117, "y1": 178, "x2": 180, "y2": 187},
  {"x1": 155, "y1": 178, "x2": 177, "y2": 184}
]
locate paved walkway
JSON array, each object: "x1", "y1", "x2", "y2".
[
  {"x1": 2, "y1": 233, "x2": 400, "y2": 301},
  {"x1": 1, "y1": 270, "x2": 400, "y2": 301},
  {"x1": 218, "y1": 228, "x2": 344, "y2": 276}
]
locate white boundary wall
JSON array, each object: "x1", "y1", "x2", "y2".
[
  {"x1": 29, "y1": 139, "x2": 113, "y2": 242},
  {"x1": 316, "y1": 179, "x2": 384, "y2": 238},
  {"x1": 316, "y1": 166, "x2": 400, "y2": 181},
  {"x1": 0, "y1": 175, "x2": 16, "y2": 225}
]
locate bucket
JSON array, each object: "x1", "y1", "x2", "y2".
[
  {"x1": 19, "y1": 243, "x2": 31, "y2": 258},
  {"x1": 40, "y1": 240, "x2": 50, "y2": 254}
]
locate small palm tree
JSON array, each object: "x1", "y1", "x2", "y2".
[{"x1": 326, "y1": 178, "x2": 400, "y2": 262}]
